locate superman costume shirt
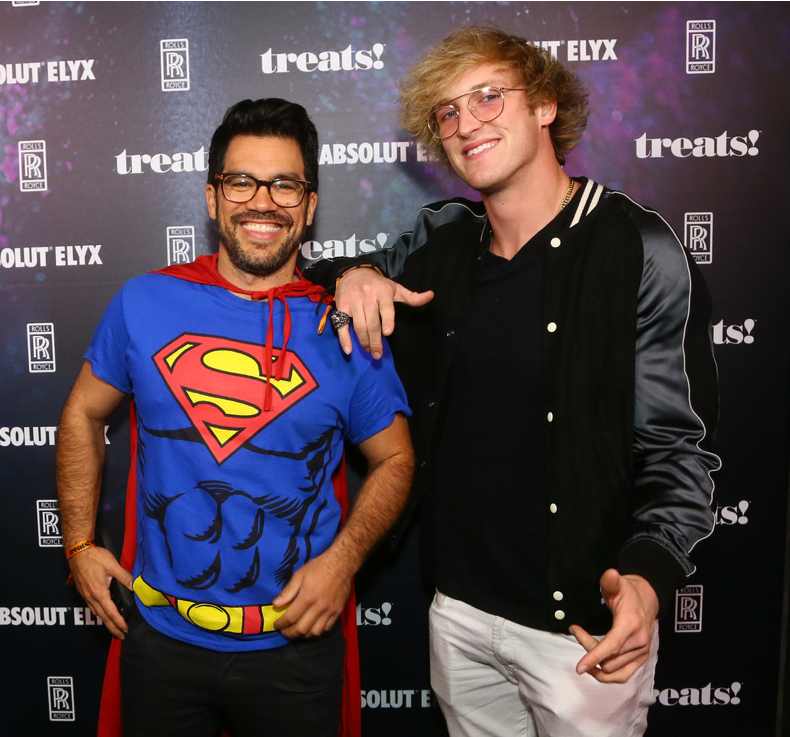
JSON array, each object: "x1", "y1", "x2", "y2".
[{"x1": 86, "y1": 269, "x2": 409, "y2": 652}]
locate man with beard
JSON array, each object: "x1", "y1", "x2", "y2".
[{"x1": 56, "y1": 98, "x2": 413, "y2": 737}]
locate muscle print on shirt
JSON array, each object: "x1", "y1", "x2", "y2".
[{"x1": 131, "y1": 331, "x2": 343, "y2": 634}]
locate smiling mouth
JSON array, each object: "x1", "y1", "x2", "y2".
[
  {"x1": 465, "y1": 140, "x2": 498, "y2": 157},
  {"x1": 241, "y1": 221, "x2": 283, "y2": 234}
]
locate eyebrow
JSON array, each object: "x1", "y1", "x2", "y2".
[
  {"x1": 226, "y1": 170, "x2": 306, "y2": 181},
  {"x1": 436, "y1": 82, "x2": 499, "y2": 108}
]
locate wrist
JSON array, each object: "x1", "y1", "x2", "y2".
[
  {"x1": 65, "y1": 538, "x2": 95, "y2": 560},
  {"x1": 338, "y1": 262, "x2": 383, "y2": 282}
]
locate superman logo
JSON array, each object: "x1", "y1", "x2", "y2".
[{"x1": 152, "y1": 333, "x2": 318, "y2": 464}]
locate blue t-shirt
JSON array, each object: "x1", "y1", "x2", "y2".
[{"x1": 86, "y1": 273, "x2": 409, "y2": 651}]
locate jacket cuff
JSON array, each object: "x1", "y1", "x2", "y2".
[
  {"x1": 303, "y1": 256, "x2": 376, "y2": 291},
  {"x1": 617, "y1": 539, "x2": 687, "y2": 618}
]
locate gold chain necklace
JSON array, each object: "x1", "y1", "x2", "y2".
[{"x1": 557, "y1": 179, "x2": 575, "y2": 214}]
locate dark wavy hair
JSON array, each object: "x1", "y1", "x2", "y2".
[{"x1": 207, "y1": 98, "x2": 319, "y2": 190}]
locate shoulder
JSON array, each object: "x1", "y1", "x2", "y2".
[
  {"x1": 121, "y1": 271, "x2": 202, "y2": 301},
  {"x1": 405, "y1": 197, "x2": 486, "y2": 239},
  {"x1": 603, "y1": 190, "x2": 683, "y2": 252},
  {"x1": 421, "y1": 198, "x2": 487, "y2": 242},
  {"x1": 418, "y1": 197, "x2": 487, "y2": 219}
]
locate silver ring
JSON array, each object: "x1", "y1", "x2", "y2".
[{"x1": 330, "y1": 310, "x2": 351, "y2": 330}]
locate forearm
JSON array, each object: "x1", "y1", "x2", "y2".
[
  {"x1": 56, "y1": 398, "x2": 106, "y2": 548},
  {"x1": 326, "y1": 445, "x2": 413, "y2": 577},
  {"x1": 271, "y1": 434, "x2": 413, "y2": 637}
]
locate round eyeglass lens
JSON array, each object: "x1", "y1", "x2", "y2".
[
  {"x1": 468, "y1": 88, "x2": 505, "y2": 121},
  {"x1": 429, "y1": 88, "x2": 506, "y2": 139}
]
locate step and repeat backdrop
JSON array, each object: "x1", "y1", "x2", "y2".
[{"x1": 2, "y1": 2, "x2": 789, "y2": 735}]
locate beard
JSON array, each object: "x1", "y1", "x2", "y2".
[{"x1": 217, "y1": 210, "x2": 303, "y2": 278}]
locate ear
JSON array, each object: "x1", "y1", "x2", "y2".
[
  {"x1": 538, "y1": 99, "x2": 558, "y2": 127},
  {"x1": 206, "y1": 183, "x2": 217, "y2": 221},
  {"x1": 305, "y1": 190, "x2": 318, "y2": 227}
]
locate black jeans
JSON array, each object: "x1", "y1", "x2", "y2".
[{"x1": 120, "y1": 608, "x2": 345, "y2": 737}]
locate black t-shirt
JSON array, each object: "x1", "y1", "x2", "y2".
[{"x1": 425, "y1": 235, "x2": 550, "y2": 628}]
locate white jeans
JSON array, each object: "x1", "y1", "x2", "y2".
[{"x1": 429, "y1": 592, "x2": 658, "y2": 737}]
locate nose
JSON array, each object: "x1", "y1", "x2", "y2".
[
  {"x1": 248, "y1": 183, "x2": 277, "y2": 211},
  {"x1": 456, "y1": 105, "x2": 482, "y2": 138}
]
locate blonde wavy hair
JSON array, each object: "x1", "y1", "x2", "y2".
[{"x1": 399, "y1": 26, "x2": 589, "y2": 166}]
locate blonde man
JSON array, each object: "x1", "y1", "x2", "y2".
[{"x1": 309, "y1": 26, "x2": 719, "y2": 737}]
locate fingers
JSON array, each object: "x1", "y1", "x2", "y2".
[
  {"x1": 576, "y1": 631, "x2": 626, "y2": 673},
  {"x1": 599, "y1": 568, "x2": 623, "y2": 602},
  {"x1": 273, "y1": 591, "x2": 339, "y2": 639},
  {"x1": 571, "y1": 620, "x2": 628, "y2": 674},
  {"x1": 335, "y1": 269, "x2": 431, "y2": 359},
  {"x1": 379, "y1": 301, "x2": 396, "y2": 340},
  {"x1": 272, "y1": 572, "x2": 301, "y2": 609},
  {"x1": 116, "y1": 566, "x2": 134, "y2": 591},
  {"x1": 275, "y1": 604, "x2": 338, "y2": 639},
  {"x1": 69, "y1": 548, "x2": 130, "y2": 638},
  {"x1": 79, "y1": 582, "x2": 128, "y2": 639},
  {"x1": 352, "y1": 296, "x2": 385, "y2": 359},
  {"x1": 273, "y1": 557, "x2": 349, "y2": 639},
  {"x1": 569, "y1": 624, "x2": 598, "y2": 653},
  {"x1": 394, "y1": 287, "x2": 434, "y2": 308},
  {"x1": 583, "y1": 658, "x2": 646, "y2": 684},
  {"x1": 97, "y1": 600, "x2": 128, "y2": 640},
  {"x1": 338, "y1": 325, "x2": 353, "y2": 356},
  {"x1": 571, "y1": 621, "x2": 651, "y2": 683}
]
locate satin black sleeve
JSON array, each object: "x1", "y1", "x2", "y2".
[
  {"x1": 303, "y1": 198, "x2": 486, "y2": 288},
  {"x1": 615, "y1": 197, "x2": 721, "y2": 613}
]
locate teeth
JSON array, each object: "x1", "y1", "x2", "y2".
[
  {"x1": 243, "y1": 222, "x2": 281, "y2": 233},
  {"x1": 466, "y1": 141, "x2": 497, "y2": 157}
]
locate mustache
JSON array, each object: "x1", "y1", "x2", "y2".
[{"x1": 230, "y1": 211, "x2": 293, "y2": 228}]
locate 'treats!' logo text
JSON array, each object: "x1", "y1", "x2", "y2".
[
  {"x1": 161, "y1": 39, "x2": 190, "y2": 91},
  {"x1": 27, "y1": 322, "x2": 56, "y2": 372},
  {"x1": 168, "y1": 226, "x2": 196, "y2": 265},
  {"x1": 654, "y1": 681, "x2": 742, "y2": 706},
  {"x1": 687, "y1": 20, "x2": 715, "y2": 74},
  {"x1": 675, "y1": 585, "x2": 703, "y2": 633},
  {"x1": 116, "y1": 147, "x2": 207, "y2": 175},
  {"x1": 715, "y1": 500, "x2": 750, "y2": 526},
  {"x1": 712, "y1": 319, "x2": 756, "y2": 345},
  {"x1": 636, "y1": 131, "x2": 760, "y2": 159},
  {"x1": 48, "y1": 677, "x2": 75, "y2": 721},
  {"x1": 37, "y1": 500, "x2": 62, "y2": 547},
  {"x1": 19, "y1": 140, "x2": 47, "y2": 191},
  {"x1": 153, "y1": 334, "x2": 318, "y2": 464},
  {"x1": 261, "y1": 44, "x2": 385, "y2": 74},
  {"x1": 357, "y1": 602, "x2": 394, "y2": 626},
  {"x1": 301, "y1": 232, "x2": 388, "y2": 262},
  {"x1": 684, "y1": 213, "x2": 712, "y2": 264}
]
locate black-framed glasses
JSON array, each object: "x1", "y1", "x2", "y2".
[
  {"x1": 215, "y1": 173, "x2": 312, "y2": 208},
  {"x1": 428, "y1": 87, "x2": 526, "y2": 140}
]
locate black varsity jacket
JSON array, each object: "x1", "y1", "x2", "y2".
[{"x1": 307, "y1": 178, "x2": 721, "y2": 631}]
